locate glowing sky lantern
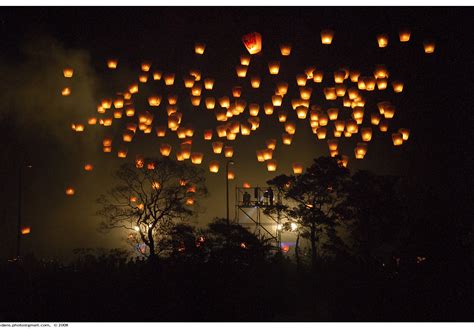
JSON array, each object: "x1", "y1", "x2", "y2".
[
  {"x1": 107, "y1": 59, "x2": 118, "y2": 69},
  {"x1": 65, "y1": 187, "x2": 75, "y2": 196},
  {"x1": 61, "y1": 87, "x2": 71, "y2": 96},
  {"x1": 194, "y1": 42, "x2": 206, "y2": 55},
  {"x1": 376, "y1": 34, "x2": 389, "y2": 48},
  {"x1": 279, "y1": 43, "x2": 292, "y2": 56},
  {"x1": 63, "y1": 67, "x2": 73, "y2": 78},
  {"x1": 209, "y1": 161, "x2": 220, "y2": 173},
  {"x1": 242, "y1": 32, "x2": 262, "y2": 55},
  {"x1": 321, "y1": 29, "x2": 334, "y2": 45},
  {"x1": 21, "y1": 226, "x2": 31, "y2": 235},
  {"x1": 399, "y1": 28, "x2": 411, "y2": 42}
]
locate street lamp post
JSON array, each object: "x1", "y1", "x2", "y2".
[{"x1": 226, "y1": 160, "x2": 234, "y2": 225}]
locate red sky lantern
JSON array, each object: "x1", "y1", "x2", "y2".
[{"x1": 242, "y1": 32, "x2": 262, "y2": 55}]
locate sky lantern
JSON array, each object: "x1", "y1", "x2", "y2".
[
  {"x1": 113, "y1": 98, "x2": 124, "y2": 109},
  {"x1": 361, "y1": 127, "x2": 373, "y2": 142},
  {"x1": 236, "y1": 65, "x2": 248, "y2": 78},
  {"x1": 176, "y1": 151, "x2": 184, "y2": 162},
  {"x1": 61, "y1": 87, "x2": 71, "y2": 96},
  {"x1": 242, "y1": 32, "x2": 262, "y2": 55},
  {"x1": 21, "y1": 226, "x2": 31, "y2": 235},
  {"x1": 316, "y1": 127, "x2": 327, "y2": 140},
  {"x1": 377, "y1": 78, "x2": 388, "y2": 90},
  {"x1": 268, "y1": 61, "x2": 280, "y2": 75},
  {"x1": 63, "y1": 67, "x2": 73, "y2": 78},
  {"x1": 163, "y1": 73, "x2": 175, "y2": 86},
  {"x1": 138, "y1": 74, "x2": 148, "y2": 83},
  {"x1": 227, "y1": 170, "x2": 235, "y2": 180},
  {"x1": 264, "y1": 103, "x2": 274, "y2": 115},
  {"x1": 327, "y1": 108, "x2": 339, "y2": 121},
  {"x1": 141, "y1": 61, "x2": 152, "y2": 72},
  {"x1": 371, "y1": 113, "x2": 381, "y2": 125},
  {"x1": 194, "y1": 42, "x2": 206, "y2": 55},
  {"x1": 299, "y1": 87, "x2": 312, "y2": 100},
  {"x1": 123, "y1": 130, "x2": 134, "y2": 142},
  {"x1": 330, "y1": 149, "x2": 339, "y2": 157},
  {"x1": 212, "y1": 141, "x2": 224, "y2": 154},
  {"x1": 219, "y1": 96, "x2": 230, "y2": 108},
  {"x1": 392, "y1": 133, "x2": 404, "y2": 146},
  {"x1": 65, "y1": 187, "x2": 75, "y2": 196},
  {"x1": 278, "y1": 110, "x2": 288, "y2": 122},
  {"x1": 282, "y1": 133, "x2": 293, "y2": 145},
  {"x1": 319, "y1": 113, "x2": 329, "y2": 126},
  {"x1": 160, "y1": 143, "x2": 172, "y2": 156},
  {"x1": 256, "y1": 150, "x2": 265, "y2": 162},
  {"x1": 296, "y1": 74, "x2": 307, "y2": 86},
  {"x1": 240, "y1": 54, "x2": 251, "y2": 66},
  {"x1": 209, "y1": 161, "x2": 220, "y2": 173},
  {"x1": 376, "y1": 34, "x2": 389, "y2": 48},
  {"x1": 346, "y1": 119, "x2": 358, "y2": 134},
  {"x1": 167, "y1": 94, "x2": 178, "y2": 105},
  {"x1": 204, "y1": 97, "x2": 216, "y2": 110},
  {"x1": 249, "y1": 103, "x2": 260, "y2": 116},
  {"x1": 117, "y1": 149, "x2": 128, "y2": 158},
  {"x1": 203, "y1": 129, "x2": 213, "y2": 140},
  {"x1": 262, "y1": 149, "x2": 273, "y2": 160},
  {"x1": 129, "y1": 84, "x2": 139, "y2": 94},
  {"x1": 241, "y1": 123, "x2": 251, "y2": 135},
  {"x1": 125, "y1": 107, "x2": 135, "y2": 117},
  {"x1": 334, "y1": 120, "x2": 345, "y2": 132},
  {"x1": 321, "y1": 29, "x2": 334, "y2": 44},
  {"x1": 189, "y1": 68, "x2": 201, "y2": 81},
  {"x1": 335, "y1": 84, "x2": 347, "y2": 97},
  {"x1": 155, "y1": 126, "x2": 166, "y2": 137},
  {"x1": 103, "y1": 146, "x2": 112, "y2": 153},
  {"x1": 224, "y1": 146, "x2": 234, "y2": 158},
  {"x1": 84, "y1": 163, "x2": 94, "y2": 171},
  {"x1": 191, "y1": 83, "x2": 202, "y2": 96},
  {"x1": 153, "y1": 70, "x2": 163, "y2": 80},
  {"x1": 364, "y1": 77, "x2": 376, "y2": 91},
  {"x1": 292, "y1": 163, "x2": 303, "y2": 175},
  {"x1": 392, "y1": 81, "x2": 404, "y2": 93},
  {"x1": 333, "y1": 70, "x2": 345, "y2": 83},
  {"x1": 423, "y1": 40, "x2": 436, "y2": 53},
  {"x1": 232, "y1": 86, "x2": 242, "y2": 98},
  {"x1": 266, "y1": 160, "x2": 277, "y2": 172},
  {"x1": 350, "y1": 70, "x2": 361, "y2": 82},
  {"x1": 276, "y1": 81, "x2": 289, "y2": 95},
  {"x1": 399, "y1": 28, "x2": 411, "y2": 42},
  {"x1": 285, "y1": 121, "x2": 296, "y2": 135},
  {"x1": 383, "y1": 105, "x2": 396, "y2": 119},
  {"x1": 272, "y1": 95, "x2": 283, "y2": 107},
  {"x1": 296, "y1": 106, "x2": 308, "y2": 119},
  {"x1": 204, "y1": 78, "x2": 215, "y2": 90},
  {"x1": 248, "y1": 117, "x2": 260, "y2": 130},
  {"x1": 398, "y1": 128, "x2": 410, "y2": 141},
  {"x1": 312, "y1": 70, "x2": 323, "y2": 83},
  {"x1": 183, "y1": 75, "x2": 195, "y2": 88},
  {"x1": 190, "y1": 95, "x2": 201, "y2": 106},
  {"x1": 148, "y1": 95, "x2": 162, "y2": 107},
  {"x1": 327, "y1": 139, "x2": 338, "y2": 151},
  {"x1": 279, "y1": 43, "x2": 292, "y2": 56},
  {"x1": 355, "y1": 143, "x2": 368, "y2": 159},
  {"x1": 107, "y1": 59, "x2": 118, "y2": 69},
  {"x1": 250, "y1": 75, "x2": 261, "y2": 88},
  {"x1": 323, "y1": 87, "x2": 337, "y2": 100},
  {"x1": 379, "y1": 120, "x2": 389, "y2": 132},
  {"x1": 266, "y1": 138, "x2": 277, "y2": 150}
]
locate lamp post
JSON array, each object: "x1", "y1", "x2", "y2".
[
  {"x1": 17, "y1": 162, "x2": 32, "y2": 260},
  {"x1": 226, "y1": 160, "x2": 234, "y2": 225}
]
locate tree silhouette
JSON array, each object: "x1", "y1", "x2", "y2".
[
  {"x1": 97, "y1": 157, "x2": 207, "y2": 261},
  {"x1": 265, "y1": 156, "x2": 351, "y2": 269}
]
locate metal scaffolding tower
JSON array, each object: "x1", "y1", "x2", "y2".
[{"x1": 234, "y1": 186, "x2": 282, "y2": 248}]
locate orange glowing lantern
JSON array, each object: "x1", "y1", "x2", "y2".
[
  {"x1": 392, "y1": 133, "x2": 403, "y2": 146},
  {"x1": 204, "y1": 78, "x2": 214, "y2": 90},
  {"x1": 107, "y1": 59, "x2": 118, "y2": 69},
  {"x1": 61, "y1": 87, "x2": 71, "y2": 96},
  {"x1": 361, "y1": 127, "x2": 373, "y2": 142},
  {"x1": 84, "y1": 163, "x2": 94, "y2": 171},
  {"x1": 223, "y1": 146, "x2": 234, "y2": 158},
  {"x1": 423, "y1": 40, "x2": 436, "y2": 54},
  {"x1": 160, "y1": 143, "x2": 172, "y2": 156},
  {"x1": 153, "y1": 70, "x2": 163, "y2": 80},
  {"x1": 392, "y1": 81, "x2": 404, "y2": 93},
  {"x1": 282, "y1": 133, "x2": 293, "y2": 145},
  {"x1": 209, "y1": 161, "x2": 220, "y2": 173},
  {"x1": 266, "y1": 160, "x2": 277, "y2": 172},
  {"x1": 268, "y1": 61, "x2": 280, "y2": 75},
  {"x1": 398, "y1": 128, "x2": 410, "y2": 141},
  {"x1": 163, "y1": 73, "x2": 175, "y2": 86},
  {"x1": 141, "y1": 61, "x2": 152, "y2": 72},
  {"x1": 191, "y1": 152, "x2": 204, "y2": 164},
  {"x1": 242, "y1": 32, "x2": 262, "y2": 55},
  {"x1": 399, "y1": 29, "x2": 411, "y2": 42},
  {"x1": 63, "y1": 67, "x2": 73, "y2": 78},
  {"x1": 321, "y1": 29, "x2": 334, "y2": 44},
  {"x1": 376, "y1": 34, "x2": 389, "y2": 48},
  {"x1": 194, "y1": 42, "x2": 206, "y2": 55},
  {"x1": 292, "y1": 163, "x2": 303, "y2": 175},
  {"x1": 21, "y1": 226, "x2": 31, "y2": 235},
  {"x1": 65, "y1": 187, "x2": 75, "y2": 196},
  {"x1": 280, "y1": 43, "x2": 292, "y2": 56}
]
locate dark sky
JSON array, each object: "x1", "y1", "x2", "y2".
[{"x1": 0, "y1": 7, "x2": 471, "y2": 259}]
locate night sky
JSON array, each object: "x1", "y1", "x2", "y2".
[{"x1": 0, "y1": 7, "x2": 470, "y2": 259}]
